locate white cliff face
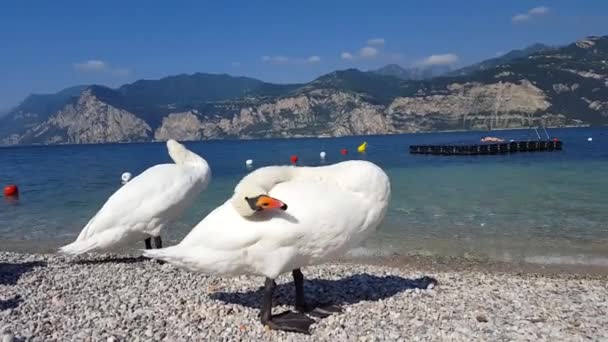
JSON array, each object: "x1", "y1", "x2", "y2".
[
  {"x1": 582, "y1": 98, "x2": 608, "y2": 118},
  {"x1": 387, "y1": 81, "x2": 555, "y2": 130},
  {"x1": 153, "y1": 90, "x2": 392, "y2": 140},
  {"x1": 15, "y1": 89, "x2": 151, "y2": 144},
  {"x1": 389, "y1": 81, "x2": 550, "y2": 116},
  {"x1": 154, "y1": 111, "x2": 205, "y2": 141},
  {"x1": 152, "y1": 81, "x2": 568, "y2": 140},
  {"x1": 552, "y1": 83, "x2": 580, "y2": 94}
]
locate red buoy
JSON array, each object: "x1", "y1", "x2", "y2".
[
  {"x1": 290, "y1": 155, "x2": 298, "y2": 164},
  {"x1": 3, "y1": 184, "x2": 18, "y2": 197},
  {"x1": 552, "y1": 137, "x2": 559, "y2": 142},
  {"x1": 340, "y1": 148, "x2": 348, "y2": 155}
]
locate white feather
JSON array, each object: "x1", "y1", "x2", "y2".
[
  {"x1": 144, "y1": 160, "x2": 390, "y2": 279},
  {"x1": 59, "y1": 140, "x2": 211, "y2": 255}
]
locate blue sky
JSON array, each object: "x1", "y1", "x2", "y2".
[{"x1": 1, "y1": 0, "x2": 607, "y2": 110}]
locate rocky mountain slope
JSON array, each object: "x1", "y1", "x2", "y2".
[
  {"x1": 1, "y1": 36, "x2": 607, "y2": 146},
  {"x1": 372, "y1": 64, "x2": 451, "y2": 80},
  {"x1": 447, "y1": 43, "x2": 553, "y2": 76}
]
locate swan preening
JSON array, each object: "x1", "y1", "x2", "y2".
[
  {"x1": 59, "y1": 139, "x2": 211, "y2": 256},
  {"x1": 144, "y1": 160, "x2": 391, "y2": 333}
]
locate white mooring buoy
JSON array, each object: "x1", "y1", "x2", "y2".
[{"x1": 121, "y1": 172, "x2": 132, "y2": 185}]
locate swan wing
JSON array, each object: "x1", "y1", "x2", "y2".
[
  {"x1": 179, "y1": 179, "x2": 376, "y2": 256},
  {"x1": 147, "y1": 179, "x2": 380, "y2": 277}
]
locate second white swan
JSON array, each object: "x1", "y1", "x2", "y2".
[{"x1": 59, "y1": 139, "x2": 211, "y2": 257}]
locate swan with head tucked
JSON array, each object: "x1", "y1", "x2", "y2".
[
  {"x1": 143, "y1": 160, "x2": 390, "y2": 333},
  {"x1": 59, "y1": 139, "x2": 211, "y2": 257}
]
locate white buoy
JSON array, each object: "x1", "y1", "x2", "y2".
[
  {"x1": 588, "y1": 137, "x2": 593, "y2": 142},
  {"x1": 121, "y1": 172, "x2": 132, "y2": 185},
  {"x1": 245, "y1": 159, "x2": 253, "y2": 168},
  {"x1": 320, "y1": 151, "x2": 326, "y2": 159}
]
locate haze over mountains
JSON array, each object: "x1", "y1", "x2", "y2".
[{"x1": 1, "y1": 36, "x2": 607, "y2": 146}]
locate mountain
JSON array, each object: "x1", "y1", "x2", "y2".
[
  {"x1": 0, "y1": 85, "x2": 88, "y2": 141},
  {"x1": 371, "y1": 43, "x2": 552, "y2": 80},
  {"x1": 448, "y1": 43, "x2": 553, "y2": 76},
  {"x1": 372, "y1": 64, "x2": 451, "y2": 80},
  {"x1": 117, "y1": 73, "x2": 301, "y2": 107},
  {"x1": 299, "y1": 69, "x2": 415, "y2": 103},
  {"x1": 1, "y1": 35, "x2": 607, "y2": 146}
]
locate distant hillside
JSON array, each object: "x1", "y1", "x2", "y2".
[
  {"x1": 117, "y1": 73, "x2": 301, "y2": 108},
  {"x1": 0, "y1": 85, "x2": 88, "y2": 139},
  {"x1": 1, "y1": 36, "x2": 607, "y2": 146},
  {"x1": 372, "y1": 64, "x2": 451, "y2": 80},
  {"x1": 448, "y1": 43, "x2": 553, "y2": 76},
  {"x1": 298, "y1": 69, "x2": 415, "y2": 104}
]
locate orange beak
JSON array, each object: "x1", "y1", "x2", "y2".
[{"x1": 255, "y1": 195, "x2": 288, "y2": 211}]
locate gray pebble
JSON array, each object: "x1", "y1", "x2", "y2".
[{"x1": 1, "y1": 251, "x2": 607, "y2": 341}]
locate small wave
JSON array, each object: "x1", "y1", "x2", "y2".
[
  {"x1": 345, "y1": 247, "x2": 394, "y2": 258},
  {"x1": 524, "y1": 255, "x2": 608, "y2": 266}
]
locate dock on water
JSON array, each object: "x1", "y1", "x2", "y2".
[{"x1": 409, "y1": 140, "x2": 563, "y2": 155}]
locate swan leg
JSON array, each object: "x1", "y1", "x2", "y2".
[
  {"x1": 154, "y1": 236, "x2": 163, "y2": 248},
  {"x1": 260, "y1": 277, "x2": 314, "y2": 334},
  {"x1": 144, "y1": 238, "x2": 152, "y2": 249},
  {"x1": 293, "y1": 269, "x2": 342, "y2": 318},
  {"x1": 153, "y1": 236, "x2": 165, "y2": 264}
]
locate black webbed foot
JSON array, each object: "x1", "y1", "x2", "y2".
[
  {"x1": 296, "y1": 303, "x2": 343, "y2": 318},
  {"x1": 264, "y1": 311, "x2": 315, "y2": 334}
]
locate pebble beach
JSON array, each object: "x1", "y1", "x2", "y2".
[{"x1": 2, "y1": 252, "x2": 607, "y2": 341}]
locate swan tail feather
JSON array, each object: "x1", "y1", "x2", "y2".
[
  {"x1": 143, "y1": 246, "x2": 243, "y2": 275},
  {"x1": 142, "y1": 247, "x2": 182, "y2": 263},
  {"x1": 58, "y1": 238, "x2": 100, "y2": 255},
  {"x1": 59, "y1": 227, "x2": 132, "y2": 255}
]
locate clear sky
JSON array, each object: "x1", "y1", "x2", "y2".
[{"x1": 1, "y1": 0, "x2": 607, "y2": 110}]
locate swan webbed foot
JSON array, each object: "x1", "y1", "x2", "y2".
[
  {"x1": 260, "y1": 277, "x2": 314, "y2": 334},
  {"x1": 263, "y1": 311, "x2": 315, "y2": 334},
  {"x1": 292, "y1": 268, "x2": 343, "y2": 318},
  {"x1": 296, "y1": 304, "x2": 343, "y2": 318}
]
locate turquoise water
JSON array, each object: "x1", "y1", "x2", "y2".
[{"x1": 1, "y1": 128, "x2": 607, "y2": 265}]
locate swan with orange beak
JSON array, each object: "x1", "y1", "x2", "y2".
[{"x1": 144, "y1": 160, "x2": 391, "y2": 334}]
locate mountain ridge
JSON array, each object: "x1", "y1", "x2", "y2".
[{"x1": 2, "y1": 35, "x2": 607, "y2": 146}]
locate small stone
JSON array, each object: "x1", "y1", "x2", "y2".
[
  {"x1": 476, "y1": 315, "x2": 488, "y2": 323},
  {"x1": 528, "y1": 317, "x2": 545, "y2": 323}
]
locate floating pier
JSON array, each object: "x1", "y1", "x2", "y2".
[{"x1": 409, "y1": 140, "x2": 563, "y2": 155}]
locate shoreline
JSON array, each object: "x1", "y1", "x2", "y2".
[
  {"x1": 348, "y1": 253, "x2": 608, "y2": 278},
  {"x1": 2, "y1": 245, "x2": 608, "y2": 276},
  {"x1": 0, "y1": 125, "x2": 597, "y2": 149},
  {"x1": 2, "y1": 251, "x2": 607, "y2": 341}
]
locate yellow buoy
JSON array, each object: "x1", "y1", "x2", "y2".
[{"x1": 357, "y1": 141, "x2": 367, "y2": 153}]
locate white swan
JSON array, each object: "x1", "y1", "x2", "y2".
[
  {"x1": 144, "y1": 160, "x2": 390, "y2": 333},
  {"x1": 59, "y1": 139, "x2": 211, "y2": 256}
]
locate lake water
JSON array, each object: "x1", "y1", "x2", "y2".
[{"x1": 1, "y1": 128, "x2": 607, "y2": 265}]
